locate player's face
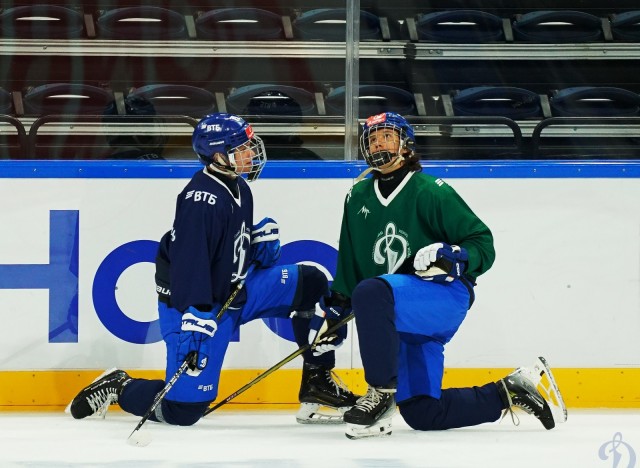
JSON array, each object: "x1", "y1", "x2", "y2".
[
  {"x1": 232, "y1": 142, "x2": 255, "y2": 174},
  {"x1": 368, "y1": 128, "x2": 400, "y2": 154}
]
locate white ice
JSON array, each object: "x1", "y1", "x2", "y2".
[{"x1": 1, "y1": 409, "x2": 639, "y2": 467}]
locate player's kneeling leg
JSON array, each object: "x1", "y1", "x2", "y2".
[
  {"x1": 155, "y1": 400, "x2": 211, "y2": 426},
  {"x1": 397, "y1": 396, "x2": 446, "y2": 431}
]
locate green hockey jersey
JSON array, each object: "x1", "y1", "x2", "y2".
[{"x1": 331, "y1": 170, "x2": 495, "y2": 298}]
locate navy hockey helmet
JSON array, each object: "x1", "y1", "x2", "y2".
[
  {"x1": 360, "y1": 112, "x2": 416, "y2": 168},
  {"x1": 192, "y1": 112, "x2": 267, "y2": 181}
]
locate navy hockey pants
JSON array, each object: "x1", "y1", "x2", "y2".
[{"x1": 351, "y1": 275, "x2": 504, "y2": 430}]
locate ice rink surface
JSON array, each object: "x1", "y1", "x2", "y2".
[{"x1": 1, "y1": 409, "x2": 639, "y2": 467}]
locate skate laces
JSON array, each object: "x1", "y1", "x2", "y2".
[
  {"x1": 500, "y1": 406, "x2": 521, "y2": 426},
  {"x1": 498, "y1": 369, "x2": 539, "y2": 426},
  {"x1": 86, "y1": 387, "x2": 118, "y2": 416},
  {"x1": 324, "y1": 369, "x2": 351, "y2": 396},
  {"x1": 354, "y1": 386, "x2": 384, "y2": 412}
]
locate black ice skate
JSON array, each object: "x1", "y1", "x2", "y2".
[
  {"x1": 343, "y1": 386, "x2": 396, "y2": 439},
  {"x1": 497, "y1": 356, "x2": 567, "y2": 430},
  {"x1": 296, "y1": 363, "x2": 360, "y2": 424},
  {"x1": 66, "y1": 368, "x2": 131, "y2": 419}
]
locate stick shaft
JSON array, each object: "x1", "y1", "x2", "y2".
[
  {"x1": 127, "y1": 265, "x2": 254, "y2": 441},
  {"x1": 127, "y1": 352, "x2": 193, "y2": 440},
  {"x1": 204, "y1": 312, "x2": 355, "y2": 416}
]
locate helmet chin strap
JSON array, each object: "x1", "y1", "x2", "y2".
[
  {"x1": 375, "y1": 153, "x2": 405, "y2": 172},
  {"x1": 208, "y1": 153, "x2": 239, "y2": 178},
  {"x1": 207, "y1": 162, "x2": 237, "y2": 179},
  {"x1": 357, "y1": 152, "x2": 406, "y2": 182}
]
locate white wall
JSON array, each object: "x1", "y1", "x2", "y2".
[{"x1": 0, "y1": 176, "x2": 638, "y2": 371}]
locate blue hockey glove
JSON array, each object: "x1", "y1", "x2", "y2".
[
  {"x1": 250, "y1": 217, "x2": 281, "y2": 268},
  {"x1": 308, "y1": 294, "x2": 351, "y2": 356},
  {"x1": 413, "y1": 242, "x2": 468, "y2": 284},
  {"x1": 178, "y1": 306, "x2": 219, "y2": 377}
]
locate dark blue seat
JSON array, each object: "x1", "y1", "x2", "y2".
[
  {"x1": 451, "y1": 86, "x2": 542, "y2": 119},
  {"x1": 226, "y1": 84, "x2": 316, "y2": 116},
  {"x1": 23, "y1": 83, "x2": 116, "y2": 116},
  {"x1": 0, "y1": 88, "x2": 12, "y2": 114},
  {"x1": 0, "y1": 5, "x2": 84, "y2": 39},
  {"x1": 125, "y1": 85, "x2": 216, "y2": 117},
  {"x1": 293, "y1": 9, "x2": 384, "y2": 41},
  {"x1": 550, "y1": 87, "x2": 640, "y2": 116},
  {"x1": 325, "y1": 85, "x2": 417, "y2": 117},
  {"x1": 97, "y1": 7, "x2": 187, "y2": 40},
  {"x1": 195, "y1": 8, "x2": 284, "y2": 40},
  {"x1": 512, "y1": 11, "x2": 603, "y2": 43},
  {"x1": 414, "y1": 10, "x2": 504, "y2": 43},
  {"x1": 611, "y1": 11, "x2": 640, "y2": 42}
]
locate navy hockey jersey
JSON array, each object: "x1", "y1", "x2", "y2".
[{"x1": 156, "y1": 168, "x2": 253, "y2": 312}]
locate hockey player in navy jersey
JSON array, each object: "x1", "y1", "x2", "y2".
[
  {"x1": 68, "y1": 113, "x2": 358, "y2": 426},
  {"x1": 313, "y1": 112, "x2": 567, "y2": 439}
]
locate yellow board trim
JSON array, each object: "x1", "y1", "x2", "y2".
[{"x1": 1, "y1": 368, "x2": 639, "y2": 411}]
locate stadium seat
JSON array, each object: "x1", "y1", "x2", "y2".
[
  {"x1": 125, "y1": 85, "x2": 216, "y2": 117},
  {"x1": 549, "y1": 87, "x2": 640, "y2": 116},
  {"x1": 226, "y1": 84, "x2": 316, "y2": 116},
  {"x1": 450, "y1": 86, "x2": 543, "y2": 119},
  {"x1": 96, "y1": 6, "x2": 188, "y2": 40},
  {"x1": 325, "y1": 85, "x2": 417, "y2": 117},
  {"x1": 411, "y1": 10, "x2": 505, "y2": 43},
  {"x1": 0, "y1": 88, "x2": 12, "y2": 114},
  {"x1": 293, "y1": 9, "x2": 385, "y2": 41},
  {"x1": 512, "y1": 11, "x2": 603, "y2": 42},
  {"x1": 195, "y1": 8, "x2": 284, "y2": 40},
  {"x1": 0, "y1": 5, "x2": 84, "y2": 39},
  {"x1": 611, "y1": 11, "x2": 640, "y2": 42},
  {"x1": 22, "y1": 83, "x2": 117, "y2": 116},
  {"x1": 0, "y1": 115, "x2": 27, "y2": 159}
]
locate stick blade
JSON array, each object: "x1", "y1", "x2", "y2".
[{"x1": 127, "y1": 429, "x2": 153, "y2": 447}]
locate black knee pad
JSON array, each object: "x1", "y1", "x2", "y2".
[
  {"x1": 292, "y1": 264, "x2": 328, "y2": 311},
  {"x1": 159, "y1": 400, "x2": 210, "y2": 426}
]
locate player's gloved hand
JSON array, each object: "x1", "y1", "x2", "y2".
[
  {"x1": 414, "y1": 242, "x2": 468, "y2": 284},
  {"x1": 250, "y1": 217, "x2": 281, "y2": 268},
  {"x1": 178, "y1": 305, "x2": 219, "y2": 377},
  {"x1": 308, "y1": 293, "x2": 351, "y2": 356}
]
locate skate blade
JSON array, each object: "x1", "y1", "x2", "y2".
[
  {"x1": 530, "y1": 357, "x2": 568, "y2": 424},
  {"x1": 296, "y1": 402, "x2": 346, "y2": 425},
  {"x1": 345, "y1": 419, "x2": 393, "y2": 440}
]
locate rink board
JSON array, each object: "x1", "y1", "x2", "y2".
[
  {"x1": 0, "y1": 160, "x2": 639, "y2": 408},
  {"x1": 1, "y1": 368, "x2": 639, "y2": 410}
]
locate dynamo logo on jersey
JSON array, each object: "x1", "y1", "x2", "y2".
[{"x1": 373, "y1": 222, "x2": 410, "y2": 274}]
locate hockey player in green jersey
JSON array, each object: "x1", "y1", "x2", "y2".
[{"x1": 308, "y1": 112, "x2": 567, "y2": 439}]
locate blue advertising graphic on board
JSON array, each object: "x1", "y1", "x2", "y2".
[{"x1": 0, "y1": 210, "x2": 337, "y2": 345}]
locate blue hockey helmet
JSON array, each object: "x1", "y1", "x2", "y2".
[
  {"x1": 192, "y1": 112, "x2": 267, "y2": 181},
  {"x1": 360, "y1": 112, "x2": 416, "y2": 168}
]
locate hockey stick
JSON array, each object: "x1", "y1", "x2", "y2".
[
  {"x1": 355, "y1": 167, "x2": 373, "y2": 182},
  {"x1": 126, "y1": 351, "x2": 195, "y2": 447},
  {"x1": 127, "y1": 265, "x2": 254, "y2": 447},
  {"x1": 203, "y1": 312, "x2": 355, "y2": 416}
]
